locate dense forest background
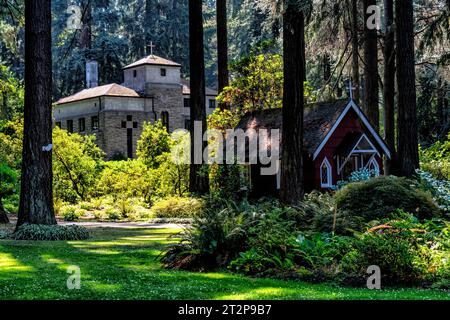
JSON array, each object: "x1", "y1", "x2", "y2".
[{"x1": 0, "y1": 0, "x2": 449, "y2": 145}]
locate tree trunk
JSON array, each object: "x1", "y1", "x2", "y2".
[
  {"x1": 17, "y1": 0, "x2": 56, "y2": 228},
  {"x1": 436, "y1": 79, "x2": 446, "y2": 139},
  {"x1": 383, "y1": 0, "x2": 396, "y2": 175},
  {"x1": 216, "y1": 0, "x2": 229, "y2": 110},
  {"x1": 0, "y1": 199, "x2": 9, "y2": 224},
  {"x1": 395, "y1": 0, "x2": 419, "y2": 177},
  {"x1": 323, "y1": 53, "x2": 331, "y2": 82},
  {"x1": 351, "y1": 0, "x2": 360, "y2": 102},
  {"x1": 363, "y1": 0, "x2": 379, "y2": 129},
  {"x1": 145, "y1": 0, "x2": 153, "y2": 56},
  {"x1": 280, "y1": 5, "x2": 305, "y2": 205},
  {"x1": 189, "y1": 0, "x2": 209, "y2": 195},
  {"x1": 79, "y1": 0, "x2": 92, "y2": 50}
]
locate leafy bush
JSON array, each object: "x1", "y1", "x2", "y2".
[
  {"x1": 137, "y1": 120, "x2": 171, "y2": 168},
  {"x1": 105, "y1": 208, "x2": 122, "y2": 221},
  {"x1": 152, "y1": 196, "x2": 205, "y2": 218},
  {"x1": 420, "y1": 134, "x2": 450, "y2": 181},
  {"x1": 53, "y1": 127, "x2": 104, "y2": 203},
  {"x1": 116, "y1": 198, "x2": 136, "y2": 218},
  {"x1": 60, "y1": 205, "x2": 84, "y2": 221},
  {"x1": 98, "y1": 160, "x2": 153, "y2": 202},
  {"x1": 161, "y1": 199, "x2": 254, "y2": 270},
  {"x1": 335, "y1": 176, "x2": 441, "y2": 227},
  {"x1": 0, "y1": 230, "x2": 10, "y2": 239},
  {"x1": 229, "y1": 209, "x2": 302, "y2": 276},
  {"x1": 336, "y1": 168, "x2": 379, "y2": 189},
  {"x1": 417, "y1": 170, "x2": 450, "y2": 214},
  {"x1": 338, "y1": 212, "x2": 448, "y2": 287},
  {"x1": 13, "y1": 224, "x2": 89, "y2": 241}
]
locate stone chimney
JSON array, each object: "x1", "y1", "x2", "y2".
[{"x1": 86, "y1": 60, "x2": 98, "y2": 88}]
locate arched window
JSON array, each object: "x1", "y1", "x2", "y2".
[
  {"x1": 320, "y1": 157, "x2": 333, "y2": 188},
  {"x1": 367, "y1": 157, "x2": 380, "y2": 175},
  {"x1": 161, "y1": 111, "x2": 169, "y2": 132}
]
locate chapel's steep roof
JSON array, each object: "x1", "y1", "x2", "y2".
[
  {"x1": 123, "y1": 55, "x2": 182, "y2": 69},
  {"x1": 234, "y1": 99, "x2": 349, "y2": 155},
  {"x1": 181, "y1": 79, "x2": 218, "y2": 96},
  {"x1": 56, "y1": 83, "x2": 140, "y2": 105}
]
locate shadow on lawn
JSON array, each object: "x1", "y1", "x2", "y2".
[{"x1": 0, "y1": 227, "x2": 448, "y2": 300}]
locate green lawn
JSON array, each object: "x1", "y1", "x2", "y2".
[{"x1": 0, "y1": 226, "x2": 448, "y2": 300}]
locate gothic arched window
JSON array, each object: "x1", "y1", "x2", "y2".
[
  {"x1": 320, "y1": 157, "x2": 332, "y2": 188},
  {"x1": 368, "y1": 157, "x2": 380, "y2": 174}
]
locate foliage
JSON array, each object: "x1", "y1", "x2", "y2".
[
  {"x1": 97, "y1": 160, "x2": 154, "y2": 202},
  {"x1": 12, "y1": 224, "x2": 89, "y2": 241},
  {"x1": 417, "y1": 170, "x2": 450, "y2": 214},
  {"x1": 137, "y1": 121, "x2": 171, "y2": 168},
  {"x1": 105, "y1": 208, "x2": 122, "y2": 221},
  {"x1": 0, "y1": 162, "x2": 17, "y2": 202},
  {"x1": 339, "y1": 212, "x2": 449, "y2": 287},
  {"x1": 336, "y1": 168, "x2": 380, "y2": 189},
  {"x1": 335, "y1": 176, "x2": 441, "y2": 227},
  {"x1": 152, "y1": 130, "x2": 190, "y2": 198},
  {"x1": 217, "y1": 48, "x2": 283, "y2": 113},
  {"x1": 0, "y1": 64, "x2": 24, "y2": 120},
  {"x1": 53, "y1": 127, "x2": 105, "y2": 203},
  {"x1": 161, "y1": 199, "x2": 254, "y2": 270},
  {"x1": 0, "y1": 117, "x2": 23, "y2": 168},
  {"x1": 152, "y1": 196, "x2": 204, "y2": 219},
  {"x1": 229, "y1": 208, "x2": 302, "y2": 276},
  {"x1": 59, "y1": 205, "x2": 84, "y2": 222},
  {"x1": 420, "y1": 134, "x2": 450, "y2": 181}
]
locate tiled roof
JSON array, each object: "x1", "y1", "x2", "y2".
[
  {"x1": 56, "y1": 84, "x2": 140, "y2": 105},
  {"x1": 123, "y1": 55, "x2": 181, "y2": 69},
  {"x1": 234, "y1": 99, "x2": 349, "y2": 156},
  {"x1": 181, "y1": 79, "x2": 218, "y2": 96}
]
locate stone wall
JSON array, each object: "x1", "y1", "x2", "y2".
[{"x1": 146, "y1": 83, "x2": 184, "y2": 132}]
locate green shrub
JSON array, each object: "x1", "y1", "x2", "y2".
[
  {"x1": 105, "y1": 208, "x2": 122, "y2": 220},
  {"x1": 13, "y1": 224, "x2": 89, "y2": 241},
  {"x1": 60, "y1": 205, "x2": 83, "y2": 221},
  {"x1": 152, "y1": 196, "x2": 204, "y2": 218},
  {"x1": 116, "y1": 198, "x2": 135, "y2": 218},
  {"x1": 79, "y1": 201, "x2": 95, "y2": 211},
  {"x1": 338, "y1": 213, "x2": 448, "y2": 287},
  {"x1": 0, "y1": 230, "x2": 10, "y2": 239},
  {"x1": 335, "y1": 176, "x2": 441, "y2": 227},
  {"x1": 161, "y1": 199, "x2": 253, "y2": 270}
]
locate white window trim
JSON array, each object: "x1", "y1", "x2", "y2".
[
  {"x1": 320, "y1": 157, "x2": 333, "y2": 188},
  {"x1": 367, "y1": 157, "x2": 380, "y2": 174}
]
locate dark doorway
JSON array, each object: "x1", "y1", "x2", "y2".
[{"x1": 127, "y1": 128, "x2": 133, "y2": 159}]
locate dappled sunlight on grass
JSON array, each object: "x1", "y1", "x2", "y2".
[
  {"x1": 0, "y1": 227, "x2": 449, "y2": 300},
  {"x1": 0, "y1": 252, "x2": 34, "y2": 273},
  {"x1": 217, "y1": 287, "x2": 296, "y2": 300}
]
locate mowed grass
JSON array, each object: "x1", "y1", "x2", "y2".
[{"x1": 0, "y1": 226, "x2": 449, "y2": 300}]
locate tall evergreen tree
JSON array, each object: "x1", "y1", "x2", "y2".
[
  {"x1": 383, "y1": 0, "x2": 396, "y2": 174},
  {"x1": 351, "y1": 0, "x2": 360, "y2": 102},
  {"x1": 395, "y1": 0, "x2": 419, "y2": 176},
  {"x1": 17, "y1": 0, "x2": 56, "y2": 228},
  {"x1": 362, "y1": 0, "x2": 379, "y2": 129},
  {"x1": 217, "y1": 0, "x2": 229, "y2": 109},
  {"x1": 280, "y1": 1, "x2": 305, "y2": 204},
  {"x1": 189, "y1": 0, "x2": 209, "y2": 194}
]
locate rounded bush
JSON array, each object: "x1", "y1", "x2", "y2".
[
  {"x1": 335, "y1": 176, "x2": 441, "y2": 223},
  {"x1": 13, "y1": 224, "x2": 89, "y2": 241},
  {"x1": 152, "y1": 196, "x2": 204, "y2": 218},
  {"x1": 60, "y1": 205, "x2": 84, "y2": 221}
]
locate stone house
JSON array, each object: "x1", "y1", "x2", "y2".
[{"x1": 53, "y1": 55, "x2": 218, "y2": 159}]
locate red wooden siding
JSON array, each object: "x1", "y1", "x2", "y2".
[{"x1": 313, "y1": 108, "x2": 385, "y2": 189}]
